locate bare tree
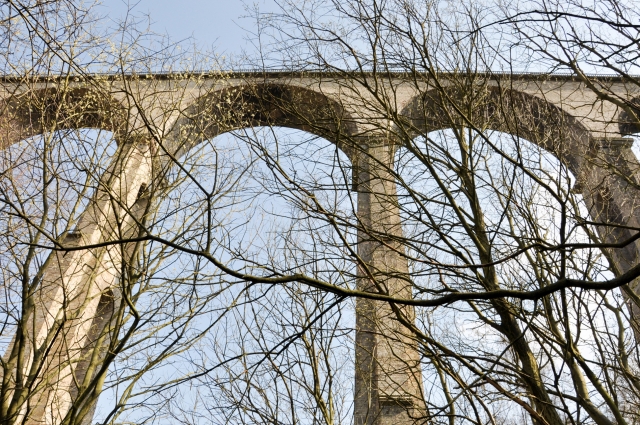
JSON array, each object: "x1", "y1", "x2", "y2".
[
  {"x1": 4, "y1": 1, "x2": 640, "y2": 425},
  {"x1": 196, "y1": 1, "x2": 640, "y2": 424},
  {"x1": 0, "y1": 2, "x2": 250, "y2": 424},
  {"x1": 497, "y1": 0, "x2": 640, "y2": 119}
]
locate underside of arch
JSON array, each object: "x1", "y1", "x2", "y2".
[
  {"x1": 400, "y1": 85, "x2": 592, "y2": 174},
  {"x1": 0, "y1": 87, "x2": 126, "y2": 148},
  {"x1": 168, "y1": 83, "x2": 358, "y2": 160}
]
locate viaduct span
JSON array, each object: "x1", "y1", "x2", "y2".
[{"x1": 1, "y1": 71, "x2": 640, "y2": 425}]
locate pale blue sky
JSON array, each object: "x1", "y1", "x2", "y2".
[{"x1": 98, "y1": 0, "x2": 277, "y2": 58}]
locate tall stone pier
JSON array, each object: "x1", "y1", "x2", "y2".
[{"x1": 354, "y1": 139, "x2": 426, "y2": 425}]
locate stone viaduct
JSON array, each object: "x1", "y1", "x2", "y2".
[{"x1": 1, "y1": 71, "x2": 640, "y2": 425}]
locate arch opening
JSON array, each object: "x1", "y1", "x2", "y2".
[
  {"x1": 392, "y1": 126, "x2": 635, "y2": 423},
  {"x1": 92, "y1": 126, "x2": 357, "y2": 424}
]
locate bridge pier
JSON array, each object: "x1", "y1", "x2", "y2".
[
  {"x1": 1, "y1": 139, "x2": 153, "y2": 425},
  {"x1": 354, "y1": 139, "x2": 426, "y2": 425},
  {"x1": 582, "y1": 137, "x2": 640, "y2": 340}
]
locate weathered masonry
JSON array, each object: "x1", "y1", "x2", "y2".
[{"x1": 1, "y1": 71, "x2": 640, "y2": 425}]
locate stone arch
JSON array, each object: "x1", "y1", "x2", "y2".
[
  {"x1": 399, "y1": 85, "x2": 640, "y2": 334},
  {"x1": 167, "y1": 83, "x2": 358, "y2": 160},
  {"x1": 0, "y1": 86, "x2": 127, "y2": 148},
  {"x1": 400, "y1": 85, "x2": 592, "y2": 175},
  {"x1": 397, "y1": 85, "x2": 637, "y2": 251}
]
